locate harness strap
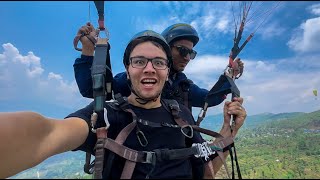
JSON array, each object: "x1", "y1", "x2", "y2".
[
  {"x1": 83, "y1": 152, "x2": 94, "y2": 174},
  {"x1": 93, "y1": 96, "x2": 239, "y2": 179},
  {"x1": 167, "y1": 100, "x2": 235, "y2": 178},
  {"x1": 183, "y1": 79, "x2": 193, "y2": 112},
  {"x1": 93, "y1": 127, "x2": 108, "y2": 179},
  {"x1": 218, "y1": 150, "x2": 231, "y2": 179},
  {"x1": 204, "y1": 160, "x2": 215, "y2": 179},
  {"x1": 91, "y1": 39, "x2": 113, "y2": 111},
  {"x1": 137, "y1": 118, "x2": 180, "y2": 128},
  {"x1": 115, "y1": 94, "x2": 149, "y2": 147},
  {"x1": 121, "y1": 161, "x2": 137, "y2": 179},
  {"x1": 117, "y1": 121, "x2": 138, "y2": 179},
  {"x1": 102, "y1": 137, "x2": 234, "y2": 179},
  {"x1": 97, "y1": 120, "x2": 137, "y2": 179},
  {"x1": 192, "y1": 125, "x2": 224, "y2": 139},
  {"x1": 183, "y1": 90, "x2": 190, "y2": 111},
  {"x1": 104, "y1": 138, "x2": 153, "y2": 163},
  {"x1": 115, "y1": 121, "x2": 137, "y2": 144},
  {"x1": 104, "y1": 136, "x2": 234, "y2": 164}
]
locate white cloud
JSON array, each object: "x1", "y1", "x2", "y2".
[
  {"x1": 137, "y1": 1, "x2": 286, "y2": 44},
  {"x1": 134, "y1": 2, "x2": 234, "y2": 39},
  {"x1": 0, "y1": 43, "x2": 90, "y2": 109},
  {"x1": 308, "y1": 3, "x2": 320, "y2": 15},
  {"x1": 287, "y1": 17, "x2": 320, "y2": 53},
  {"x1": 256, "y1": 22, "x2": 286, "y2": 40},
  {"x1": 184, "y1": 54, "x2": 320, "y2": 116}
]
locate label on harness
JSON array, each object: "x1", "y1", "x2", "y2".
[{"x1": 192, "y1": 141, "x2": 216, "y2": 161}]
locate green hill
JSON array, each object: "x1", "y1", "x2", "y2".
[
  {"x1": 219, "y1": 109, "x2": 320, "y2": 179},
  {"x1": 264, "y1": 110, "x2": 320, "y2": 130}
]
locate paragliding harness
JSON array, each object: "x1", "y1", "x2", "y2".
[
  {"x1": 77, "y1": 2, "x2": 241, "y2": 176},
  {"x1": 165, "y1": 73, "x2": 194, "y2": 112},
  {"x1": 72, "y1": 0, "x2": 113, "y2": 176},
  {"x1": 177, "y1": 79, "x2": 193, "y2": 112},
  {"x1": 85, "y1": 93, "x2": 240, "y2": 179}
]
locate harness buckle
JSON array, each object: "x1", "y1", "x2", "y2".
[{"x1": 142, "y1": 151, "x2": 156, "y2": 164}]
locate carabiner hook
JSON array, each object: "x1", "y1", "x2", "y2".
[
  {"x1": 181, "y1": 124, "x2": 194, "y2": 138},
  {"x1": 95, "y1": 27, "x2": 110, "y2": 40},
  {"x1": 137, "y1": 130, "x2": 148, "y2": 147}
]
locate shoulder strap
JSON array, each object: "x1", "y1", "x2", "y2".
[
  {"x1": 179, "y1": 79, "x2": 193, "y2": 112},
  {"x1": 161, "y1": 98, "x2": 180, "y2": 113},
  {"x1": 114, "y1": 93, "x2": 130, "y2": 110}
]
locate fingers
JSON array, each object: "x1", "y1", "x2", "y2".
[
  {"x1": 222, "y1": 97, "x2": 247, "y2": 137},
  {"x1": 235, "y1": 57, "x2": 244, "y2": 69},
  {"x1": 78, "y1": 23, "x2": 95, "y2": 36},
  {"x1": 232, "y1": 97, "x2": 243, "y2": 105},
  {"x1": 226, "y1": 101, "x2": 244, "y2": 115},
  {"x1": 76, "y1": 23, "x2": 96, "y2": 55},
  {"x1": 224, "y1": 97, "x2": 246, "y2": 121}
]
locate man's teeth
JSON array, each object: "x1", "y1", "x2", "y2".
[{"x1": 142, "y1": 79, "x2": 156, "y2": 83}]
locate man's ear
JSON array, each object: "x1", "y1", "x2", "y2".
[{"x1": 166, "y1": 69, "x2": 170, "y2": 81}]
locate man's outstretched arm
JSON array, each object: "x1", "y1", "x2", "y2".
[{"x1": 0, "y1": 112, "x2": 88, "y2": 178}]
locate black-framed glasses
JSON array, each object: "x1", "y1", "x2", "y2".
[
  {"x1": 129, "y1": 57, "x2": 169, "y2": 70},
  {"x1": 173, "y1": 45, "x2": 197, "y2": 60}
]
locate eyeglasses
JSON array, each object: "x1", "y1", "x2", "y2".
[
  {"x1": 173, "y1": 45, "x2": 197, "y2": 60},
  {"x1": 129, "y1": 57, "x2": 169, "y2": 70}
]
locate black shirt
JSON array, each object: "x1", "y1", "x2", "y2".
[{"x1": 66, "y1": 100, "x2": 204, "y2": 179}]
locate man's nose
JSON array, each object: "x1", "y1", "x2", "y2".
[
  {"x1": 143, "y1": 61, "x2": 156, "y2": 73},
  {"x1": 183, "y1": 53, "x2": 191, "y2": 61}
]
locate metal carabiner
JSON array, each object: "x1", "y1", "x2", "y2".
[
  {"x1": 90, "y1": 112, "x2": 98, "y2": 133},
  {"x1": 95, "y1": 27, "x2": 110, "y2": 40},
  {"x1": 137, "y1": 130, "x2": 148, "y2": 147},
  {"x1": 180, "y1": 124, "x2": 193, "y2": 138},
  {"x1": 103, "y1": 108, "x2": 110, "y2": 129}
]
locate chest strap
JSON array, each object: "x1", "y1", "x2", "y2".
[{"x1": 103, "y1": 135, "x2": 234, "y2": 167}]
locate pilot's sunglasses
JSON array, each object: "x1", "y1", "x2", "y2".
[{"x1": 173, "y1": 45, "x2": 197, "y2": 60}]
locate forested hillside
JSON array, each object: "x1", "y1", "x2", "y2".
[{"x1": 216, "y1": 110, "x2": 320, "y2": 179}]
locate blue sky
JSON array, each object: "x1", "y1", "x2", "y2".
[{"x1": 1, "y1": 1, "x2": 320, "y2": 119}]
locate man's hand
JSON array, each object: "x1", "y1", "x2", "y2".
[
  {"x1": 77, "y1": 22, "x2": 97, "y2": 56},
  {"x1": 223, "y1": 97, "x2": 247, "y2": 137},
  {"x1": 232, "y1": 57, "x2": 244, "y2": 78}
]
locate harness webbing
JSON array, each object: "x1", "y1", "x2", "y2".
[
  {"x1": 93, "y1": 128, "x2": 107, "y2": 179},
  {"x1": 90, "y1": 95, "x2": 241, "y2": 179},
  {"x1": 91, "y1": 40, "x2": 112, "y2": 111}
]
